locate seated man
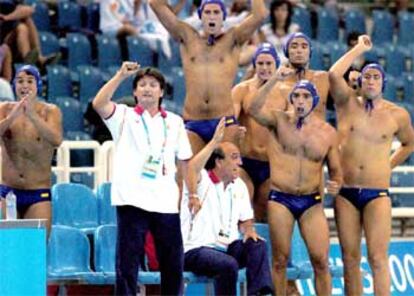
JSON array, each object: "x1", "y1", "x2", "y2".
[{"x1": 181, "y1": 118, "x2": 273, "y2": 296}]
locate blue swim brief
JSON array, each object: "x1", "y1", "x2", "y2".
[
  {"x1": 185, "y1": 116, "x2": 238, "y2": 143},
  {"x1": 0, "y1": 185, "x2": 51, "y2": 216},
  {"x1": 339, "y1": 187, "x2": 389, "y2": 211},
  {"x1": 268, "y1": 190, "x2": 322, "y2": 220},
  {"x1": 241, "y1": 157, "x2": 270, "y2": 188}
]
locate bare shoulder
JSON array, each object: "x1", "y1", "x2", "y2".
[
  {"x1": 40, "y1": 102, "x2": 62, "y2": 119},
  {"x1": 385, "y1": 101, "x2": 411, "y2": 122},
  {"x1": 316, "y1": 118, "x2": 337, "y2": 141},
  {"x1": 0, "y1": 102, "x2": 15, "y2": 117},
  {"x1": 312, "y1": 70, "x2": 329, "y2": 80}
]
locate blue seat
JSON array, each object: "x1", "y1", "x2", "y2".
[
  {"x1": 157, "y1": 39, "x2": 182, "y2": 75},
  {"x1": 39, "y1": 31, "x2": 60, "y2": 56},
  {"x1": 316, "y1": 8, "x2": 339, "y2": 43},
  {"x1": 48, "y1": 225, "x2": 103, "y2": 283},
  {"x1": 67, "y1": 33, "x2": 92, "y2": 72},
  {"x1": 309, "y1": 46, "x2": 325, "y2": 70},
  {"x1": 64, "y1": 131, "x2": 94, "y2": 169},
  {"x1": 291, "y1": 223, "x2": 343, "y2": 279},
  {"x1": 402, "y1": 73, "x2": 414, "y2": 104},
  {"x1": 33, "y1": 2, "x2": 50, "y2": 32},
  {"x1": 55, "y1": 97, "x2": 84, "y2": 133},
  {"x1": 397, "y1": 11, "x2": 414, "y2": 46},
  {"x1": 326, "y1": 42, "x2": 347, "y2": 68},
  {"x1": 292, "y1": 8, "x2": 312, "y2": 38},
  {"x1": 163, "y1": 99, "x2": 181, "y2": 115},
  {"x1": 97, "y1": 34, "x2": 122, "y2": 72},
  {"x1": 86, "y1": 1, "x2": 100, "y2": 33},
  {"x1": 47, "y1": 65, "x2": 73, "y2": 101},
  {"x1": 171, "y1": 67, "x2": 186, "y2": 107},
  {"x1": 127, "y1": 36, "x2": 155, "y2": 67},
  {"x1": 383, "y1": 75, "x2": 397, "y2": 102},
  {"x1": 385, "y1": 45, "x2": 407, "y2": 77},
  {"x1": 58, "y1": 1, "x2": 82, "y2": 31},
  {"x1": 52, "y1": 183, "x2": 99, "y2": 234},
  {"x1": 78, "y1": 66, "x2": 105, "y2": 107},
  {"x1": 96, "y1": 182, "x2": 117, "y2": 225},
  {"x1": 344, "y1": 9, "x2": 366, "y2": 37},
  {"x1": 372, "y1": 10, "x2": 394, "y2": 45},
  {"x1": 94, "y1": 225, "x2": 246, "y2": 288},
  {"x1": 70, "y1": 173, "x2": 95, "y2": 189}
]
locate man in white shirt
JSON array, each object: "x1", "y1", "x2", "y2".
[
  {"x1": 181, "y1": 118, "x2": 273, "y2": 295},
  {"x1": 93, "y1": 62, "x2": 193, "y2": 296}
]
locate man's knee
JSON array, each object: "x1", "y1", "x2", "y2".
[
  {"x1": 272, "y1": 253, "x2": 289, "y2": 272},
  {"x1": 221, "y1": 257, "x2": 239, "y2": 277},
  {"x1": 16, "y1": 23, "x2": 29, "y2": 36},
  {"x1": 310, "y1": 253, "x2": 329, "y2": 274},
  {"x1": 342, "y1": 249, "x2": 362, "y2": 269},
  {"x1": 367, "y1": 252, "x2": 388, "y2": 271}
]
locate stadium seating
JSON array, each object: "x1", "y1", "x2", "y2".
[
  {"x1": 97, "y1": 35, "x2": 123, "y2": 72},
  {"x1": 127, "y1": 36, "x2": 155, "y2": 67},
  {"x1": 39, "y1": 31, "x2": 60, "y2": 57},
  {"x1": 47, "y1": 65, "x2": 73, "y2": 102},
  {"x1": 58, "y1": 1, "x2": 82, "y2": 32},
  {"x1": 385, "y1": 45, "x2": 408, "y2": 77},
  {"x1": 67, "y1": 33, "x2": 92, "y2": 72},
  {"x1": 33, "y1": 2, "x2": 50, "y2": 32},
  {"x1": 78, "y1": 65, "x2": 105, "y2": 107},
  {"x1": 52, "y1": 183, "x2": 99, "y2": 234},
  {"x1": 316, "y1": 8, "x2": 339, "y2": 43},
  {"x1": 292, "y1": 7, "x2": 312, "y2": 38},
  {"x1": 402, "y1": 73, "x2": 414, "y2": 104},
  {"x1": 397, "y1": 11, "x2": 414, "y2": 46},
  {"x1": 157, "y1": 39, "x2": 182, "y2": 75},
  {"x1": 372, "y1": 10, "x2": 394, "y2": 45},
  {"x1": 55, "y1": 96, "x2": 84, "y2": 133},
  {"x1": 96, "y1": 182, "x2": 116, "y2": 225},
  {"x1": 86, "y1": 1, "x2": 100, "y2": 33},
  {"x1": 344, "y1": 9, "x2": 366, "y2": 37},
  {"x1": 48, "y1": 225, "x2": 103, "y2": 283}
]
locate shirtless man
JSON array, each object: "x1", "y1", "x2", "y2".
[
  {"x1": 150, "y1": 0, "x2": 267, "y2": 153},
  {"x1": 232, "y1": 42, "x2": 286, "y2": 220},
  {"x1": 329, "y1": 35, "x2": 414, "y2": 296},
  {"x1": 277, "y1": 32, "x2": 329, "y2": 121},
  {"x1": 0, "y1": 65, "x2": 62, "y2": 234},
  {"x1": 249, "y1": 70, "x2": 343, "y2": 295}
]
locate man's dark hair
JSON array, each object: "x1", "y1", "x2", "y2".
[
  {"x1": 270, "y1": 0, "x2": 293, "y2": 34},
  {"x1": 133, "y1": 67, "x2": 166, "y2": 107},
  {"x1": 205, "y1": 147, "x2": 226, "y2": 170},
  {"x1": 346, "y1": 31, "x2": 360, "y2": 47}
]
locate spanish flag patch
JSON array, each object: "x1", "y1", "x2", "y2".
[
  {"x1": 41, "y1": 192, "x2": 50, "y2": 198},
  {"x1": 379, "y1": 192, "x2": 387, "y2": 196},
  {"x1": 315, "y1": 195, "x2": 321, "y2": 200}
]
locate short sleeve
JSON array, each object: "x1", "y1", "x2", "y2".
[{"x1": 176, "y1": 118, "x2": 193, "y2": 160}]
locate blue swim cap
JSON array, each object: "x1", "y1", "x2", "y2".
[
  {"x1": 358, "y1": 63, "x2": 387, "y2": 92},
  {"x1": 13, "y1": 64, "x2": 42, "y2": 95},
  {"x1": 252, "y1": 42, "x2": 280, "y2": 69},
  {"x1": 198, "y1": 0, "x2": 227, "y2": 20},
  {"x1": 283, "y1": 32, "x2": 313, "y2": 60},
  {"x1": 289, "y1": 80, "x2": 319, "y2": 129}
]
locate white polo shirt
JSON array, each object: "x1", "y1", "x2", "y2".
[
  {"x1": 181, "y1": 169, "x2": 254, "y2": 253},
  {"x1": 104, "y1": 103, "x2": 193, "y2": 213}
]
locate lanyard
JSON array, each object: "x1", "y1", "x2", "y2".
[
  {"x1": 141, "y1": 114, "x2": 167, "y2": 157},
  {"x1": 216, "y1": 185, "x2": 233, "y2": 236}
]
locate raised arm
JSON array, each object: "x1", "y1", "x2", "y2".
[
  {"x1": 187, "y1": 118, "x2": 225, "y2": 213},
  {"x1": 233, "y1": 0, "x2": 267, "y2": 45},
  {"x1": 390, "y1": 108, "x2": 414, "y2": 168},
  {"x1": 0, "y1": 4, "x2": 34, "y2": 21},
  {"x1": 0, "y1": 101, "x2": 25, "y2": 137},
  {"x1": 232, "y1": 82, "x2": 247, "y2": 119},
  {"x1": 325, "y1": 130, "x2": 343, "y2": 196},
  {"x1": 248, "y1": 66, "x2": 294, "y2": 128},
  {"x1": 329, "y1": 35, "x2": 372, "y2": 106},
  {"x1": 93, "y1": 62, "x2": 139, "y2": 119},
  {"x1": 149, "y1": 0, "x2": 188, "y2": 41}
]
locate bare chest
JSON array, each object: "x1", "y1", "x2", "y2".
[{"x1": 275, "y1": 123, "x2": 330, "y2": 162}]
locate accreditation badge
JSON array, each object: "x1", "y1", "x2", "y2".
[{"x1": 141, "y1": 155, "x2": 161, "y2": 179}]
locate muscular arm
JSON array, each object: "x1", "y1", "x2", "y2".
[
  {"x1": 149, "y1": 0, "x2": 188, "y2": 41},
  {"x1": 233, "y1": 0, "x2": 267, "y2": 45},
  {"x1": 326, "y1": 131, "x2": 343, "y2": 187},
  {"x1": 390, "y1": 109, "x2": 414, "y2": 168},
  {"x1": 248, "y1": 74, "x2": 281, "y2": 128},
  {"x1": 329, "y1": 35, "x2": 370, "y2": 106},
  {"x1": 2, "y1": 5, "x2": 34, "y2": 21},
  {"x1": 232, "y1": 83, "x2": 246, "y2": 119},
  {"x1": 27, "y1": 105, "x2": 63, "y2": 147},
  {"x1": 0, "y1": 101, "x2": 24, "y2": 136}
]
